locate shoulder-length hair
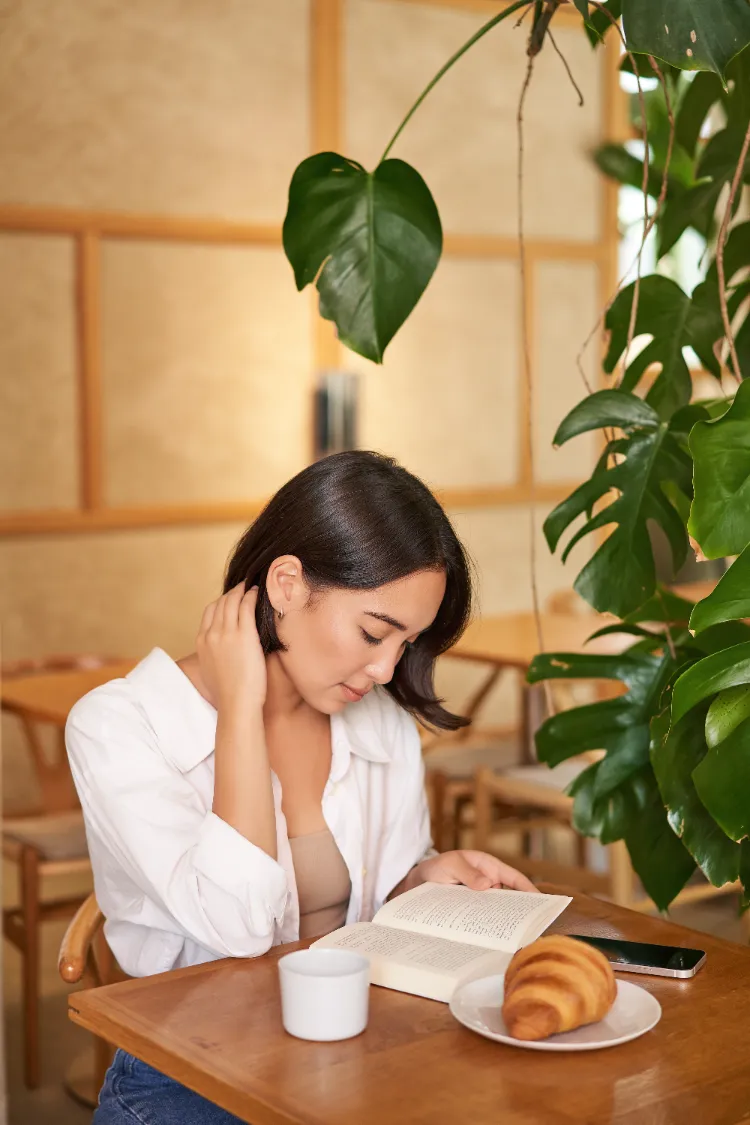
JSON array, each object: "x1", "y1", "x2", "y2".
[{"x1": 224, "y1": 450, "x2": 474, "y2": 731}]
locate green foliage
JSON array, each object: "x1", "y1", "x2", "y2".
[
  {"x1": 543, "y1": 391, "x2": 695, "y2": 615},
  {"x1": 603, "y1": 276, "x2": 721, "y2": 415},
  {"x1": 528, "y1": 641, "x2": 697, "y2": 908},
  {"x1": 622, "y1": 0, "x2": 750, "y2": 81},
  {"x1": 651, "y1": 705, "x2": 742, "y2": 886},
  {"x1": 690, "y1": 544, "x2": 750, "y2": 633},
  {"x1": 689, "y1": 379, "x2": 750, "y2": 558},
  {"x1": 282, "y1": 154, "x2": 442, "y2": 363},
  {"x1": 693, "y1": 719, "x2": 750, "y2": 842},
  {"x1": 282, "y1": 0, "x2": 750, "y2": 908}
]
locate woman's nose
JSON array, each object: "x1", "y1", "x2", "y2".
[{"x1": 364, "y1": 654, "x2": 398, "y2": 685}]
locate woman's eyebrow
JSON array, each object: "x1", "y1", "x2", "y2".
[{"x1": 364, "y1": 611, "x2": 407, "y2": 631}]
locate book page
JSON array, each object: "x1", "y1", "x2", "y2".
[
  {"x1": 373, "y1": 882, "x2": 571, "y2": 952},
  {"x1": 312, "y1": 922, "x2": 509, "y2": 1003}
]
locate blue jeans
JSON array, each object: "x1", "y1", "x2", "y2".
[{"x1": 94, "y1": 1049, "x2": 247, "y2": 1124}]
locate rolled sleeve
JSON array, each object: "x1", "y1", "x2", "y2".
[{"x1": 193, "y1": 812, "x2": 289, "y2": 943}]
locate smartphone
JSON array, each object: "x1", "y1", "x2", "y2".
[{"x1": 568, "y1": 934, "x2": 706, "y2": 978}]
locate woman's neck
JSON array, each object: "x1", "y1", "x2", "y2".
[{"x1": 176, "y1": 651, "x2": 308, "y2": 722}]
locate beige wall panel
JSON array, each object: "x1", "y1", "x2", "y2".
[
  {"x1": 434, "y1": 654, "x2": 520, "y2": 731},
  {"x1": 0, "y1": 523, "x2": 249, "y2": 661},
  {"x1": 0, "y1": 233, "x2": 78, "y2": 510},
  {"x1": 534, "y1": 260, "x2": 599, "y2": 484},
  {"x1": 0, "y1": 521, "x2": 247, "y2": 810},
  {"x1": 102, "y1": 243, "x2": 311, "y2": 505},
  {"x1": 345, "y1": 0, "x2": 602, "y2": 240},
  {"x1": 431, "y1": 501, "x2": 594, "y2": 731},
  {"x1": 451, "y1": 503, "x2": 589, "y2": 615},
  {"x1": 0, "y1": 0, "x2": 309, "y2": 222},
  {"x1": 348, "y1": 258, "x2": 519, "y2": 489}
]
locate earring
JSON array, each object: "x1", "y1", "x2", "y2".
[{"x1": 277, "y1": 608, "x2": 284, "y2": 620}]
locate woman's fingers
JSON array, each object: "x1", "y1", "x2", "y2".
[
  {"x1": 211, "y1": 582, "x2": 244, "y2": 633},
  {"x1": 223, "y1": 581, "x2": 247, "y2": 630},
  {"x1": 198, "y1": 598, "x2": 219, "y2": 640},
  {"x1": 462, "y1": 850, "x2": 537, "y2": 892},
  {"x1": 239, "y1": 585, "x2": 259, "y2": 623},
  {"x1": 432, "y1": 853, "x2": 493, "y2": 891}
]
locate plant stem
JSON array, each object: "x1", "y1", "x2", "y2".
[
  {"x1": 517, "y1": 47, "x2": 553, "y2": 715},
  {"x1": 380, "y1": 0, "x2": 532, "y2": 162},
  {"x1": 715, "y1": 114, "x2": 750, "y2": 383}
]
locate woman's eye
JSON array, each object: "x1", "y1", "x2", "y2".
[{"x1": 361, "y1": 629, "x2": 383, "y2": 646}]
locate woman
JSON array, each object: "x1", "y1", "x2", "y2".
[{"x1": 67, "y1": 450, "x2": 534, "y2": 1124}]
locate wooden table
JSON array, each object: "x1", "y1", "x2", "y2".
[
  {"x1": 68, "y1": 889, "x2": 750, "y2": 1125},
  {"x1": 1, "y1": 660, "x2": 136, "y2": 728}
]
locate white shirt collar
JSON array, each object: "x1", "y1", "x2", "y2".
[{"x1": 127, "y1": 648, "x2": 393, "y2": 774}]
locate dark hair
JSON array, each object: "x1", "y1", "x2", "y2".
[{"x1": 224, "y1": 451, "x2": 474, "y2": 731}]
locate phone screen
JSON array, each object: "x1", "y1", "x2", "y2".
[{"x1": 569, "y1": 934, "x2": 706, "y2": 973}]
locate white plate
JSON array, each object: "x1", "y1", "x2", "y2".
[{"x1": 450, "y1": 974, "x2": 661, "y2": 1051}]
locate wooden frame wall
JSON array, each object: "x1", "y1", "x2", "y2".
[{"x1": 0, "y1": 0, "x2": 625, "y2": 538}]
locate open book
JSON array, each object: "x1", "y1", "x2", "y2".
[{"x1": 312, "y1": 881, "x2": 571, "y2": 1003}]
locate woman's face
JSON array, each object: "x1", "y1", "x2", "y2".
[{"x1": 269, "y1": 565, "x2": 447, "y2": 714}]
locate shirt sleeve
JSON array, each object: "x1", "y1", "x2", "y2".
[
  {"x1": 66, "y1": 687, "x2": 289, "y2": 961},
  {"x1": 372, "y1": 701, "x2": 434, "y2": 912}
]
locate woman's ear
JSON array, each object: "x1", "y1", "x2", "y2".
[{"x1": 265, "y1": 555, "x2": 309, "y2": 617}]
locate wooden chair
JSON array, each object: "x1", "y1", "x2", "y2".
[
  {"x1": 59, "y1": 892, "x2": 124, "y2": 1106},
  {"x1": 421, "y1": 659, "x2": 527, "y2": 852},
  {"x1": 2, "y1": 653, "x2": 121, "y2": 1088},
  {"x1": 474, "y1": 766, "x2": 750, "y2": 921}
]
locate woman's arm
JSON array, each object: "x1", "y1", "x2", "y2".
[
  {"x1": 198, "y1": 583, "x2": 277, "y2": 859},
  {"x1": 66, "y1": 688, "x2": 288, "y2": 961}
]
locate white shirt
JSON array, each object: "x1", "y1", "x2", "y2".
[{"x1": 65, "y1": 647, "x2": 433, "y2": 977}]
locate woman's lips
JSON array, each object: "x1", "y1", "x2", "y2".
[{"x1": 341, "y1": 683, "x2": 369, "y2": 702}]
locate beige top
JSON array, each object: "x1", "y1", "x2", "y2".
[{"x1": 288, "y1": 828, "x2": 352, "y2": 940}]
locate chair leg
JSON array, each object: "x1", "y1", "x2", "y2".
[
  {"x1": 608, "y1": 840, "x2": 634, "y2": 907},
  {"x1": 20, "y1": 845, "x2": 41, "y2": 1089},
  {"x1": 429, "y1": 771, "x2": 448, "y2": 853},
  {"x1": 474, "y1": 768, "x2": 492, "y2": 853}
]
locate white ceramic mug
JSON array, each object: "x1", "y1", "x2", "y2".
[{"x1": 278, "y1": 949, "x2": 370, "y2": 1041}]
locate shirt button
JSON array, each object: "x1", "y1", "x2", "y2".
[
  {"x1": 362, "y1": 867, "x2": 367, "y2": 877},
  {"x1": 330, "y1": 782, "x2": 339, "y2": 795}
]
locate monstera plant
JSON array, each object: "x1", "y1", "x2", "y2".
[{"x1": 282, "y1": 0, "x2": 750, "y2": 910}]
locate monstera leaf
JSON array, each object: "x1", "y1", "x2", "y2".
[
  {"x1": 658, "y1": 53, "x2": 750, "y2": 256},
  {"x1": 544, "y1": 390, "x2": 695, "y2": 616},
  {"x1": 604, "y1": 277, "x2": 722, "y2": 416},
  {"x1": 689, "y1": 379, "x2": 750, "y2": 558},
  {"x1": 675, "y1": 71, "x2": 724, "y2": 157},
  {"x1": 528, "y1": 647, "x2": 674, "y2": 790},
  {"x1": 283, "y1": 153, "x2": 442, "y2": 363},
  {"x1": 581, "y1": 0, "x2": 622, "y2": 46},
  {"x1": 651, "y1": 705, "x2": 741, "y2": 887},
  {"x1": 528, "y1": 646, "x2": 696, "y2": 908},
  {"x1": 693, "y1": 718, "x2": 750, "y2": 842},
  {"x1": 672, "y1": 641, "x2": 750, "y2": 723},
  {"x1": 690, "y1": 545, "x2": 750, "y2": 633},
  {"x1": 622, "y1": 0, "x2": 750, "y2": 81}
]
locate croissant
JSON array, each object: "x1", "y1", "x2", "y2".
[{"x1": 502, "y1": 935, "x2": 617, "y2": 1041}]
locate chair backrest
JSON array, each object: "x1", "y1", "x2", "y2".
[
  {"x1": 2, "y1": 654, "x2": 122, "y2": 815},
  {"x1": 59, "y1": 892, "x2": 126, "y2": 987}
]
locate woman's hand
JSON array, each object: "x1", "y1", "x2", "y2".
[
  {"x1": 413, "y1": 850, "x2": 536, "y2": 893},
  {"x1": 196, "y1": 583, "x2": 267, "y2": 712}
]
